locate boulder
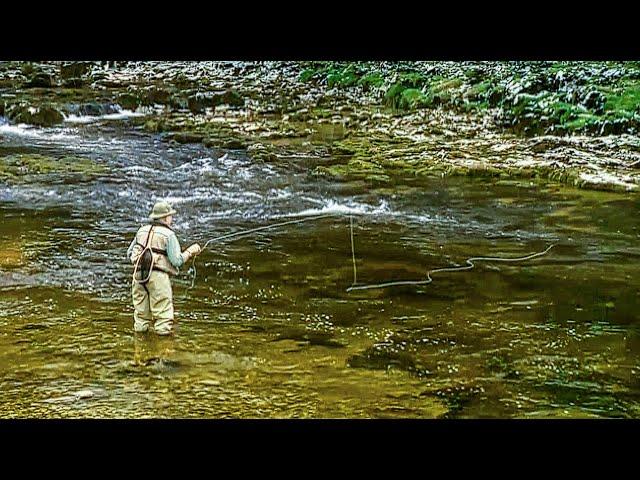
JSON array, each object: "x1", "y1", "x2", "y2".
[
  {"x1": 187, "y1": 92, "x2": 218, "y2": 113},
  {"x1": 223, "y1": 138, "x2": 246, "y2": 149},
  {"x1": 168, "y1": 95, "x2": 188, "y2": 111},
  {"x1": 142, "y1": 87, "x2": 172, "y2": 106},
  {"x1": 220, "y1": 89, "x2": 244, "y2": 107},
  {"x1": 62, "y1": 77, "x2": 85, "y2": 88},
  {"x1": 7, "y1": 103, "x2": 64, "y2": 127},
  {"x1": 247, "y1": 143, "x2": 278, "y2": 162},
  {"x1": 23, "y1": 72, "x2": 53, "y2": 88},
  {"x1": 77, "y1": 102, "x2": 119, "y2": 116},
  {"x1": 168, "y1": 132, "x2": 204, "y2": 144},
  {"x1": 60, "y1": 62, "x2": 92, "y2": 79},
  {"x1": 581, "y1": 90, "x2": 605, "y2": 114},
  {"x1": 117, "y1": 92, "x2": 140, "y2": 110}
]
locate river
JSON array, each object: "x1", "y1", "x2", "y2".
[{"x1": 1, "y1": 113, "x2": 639, "y2": 418}]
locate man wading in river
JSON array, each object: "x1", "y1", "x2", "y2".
[{"x1": 127, "y1": 201, "x2": 201, "y2": 335}]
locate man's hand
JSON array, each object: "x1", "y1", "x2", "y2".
[{"x1": 185, "y1": 243, "x2": 202, "y2": 258}]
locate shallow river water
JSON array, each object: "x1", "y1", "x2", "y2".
[{"x1": 1, "y1": 115, "x2": 639, "y2": 418}]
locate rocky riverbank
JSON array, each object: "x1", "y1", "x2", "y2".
[{"x1": 1, "y1": 61, "x2": 639, "y2": 192}]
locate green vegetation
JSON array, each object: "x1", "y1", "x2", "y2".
[{"x1": 298, "y1": 61, "x2": 640, "y2": 136}]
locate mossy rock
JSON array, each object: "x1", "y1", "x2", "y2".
[
  {"x1": 247, "y1": 143, "x2": 278, "y2": 162},
  {"x1": 187, "y1": 93, "x2": 211, "y2": 113},
  {"x1": 60, "y1": 62, "x2": 92, "y2": 80},
  {"x1": 74, "y1": 102, "x2": 119, "y2": 117},
  {"x1": 220, "y1": 89, "x2": 245, "y2": 108},
  {"x1": 118, "y1": 92, "x2": 140, "y2": 110},
  {"x1": 6, "y1": 103, "x2": 64, "y2": 127},
  {"x1": 187, "y1": 92, "x2": 225, "y2": 113},
  {"x1": 202, "y1": 136, "x2": 222, "y2": 148},
  {"x1": 0, "y1": 154, "x2": 108, "y2": 182},
  {"x1": 272, "y1": 327, "x2": 345, "y2": 348},
  {"x1": 347, "y1": 343, "x2": 419, "y2": 374},
  {"x1": 347, "y1": 158, "x2": 383, "y2": 172},
  {"x1": 168, "y1": 95, "x2": 188, "y2": 111},
  {"x1": 328, "y1": 142, "x2": 359, "y2": 156},
  {"x1": 141, "y1": 87, "x2": 172, "y2": 106},
  {"x1": 143, "y1": 118, "x2": 167, "y2": 133},
  {"x1": 223, "y1": 138, "x2": 246, "y2": 149},
  {"x1": 62, "y1": 77, "x2": 85, "y2": 88},
  {"x1": 23, "y1": 72, "x2": 53, "y2": 89},
  {"x1": 166, "y1": 132, "x2": 205, "y2": 144},
  {"x1": 365, "y1": 174, "x2": 391, "y2": 183}
]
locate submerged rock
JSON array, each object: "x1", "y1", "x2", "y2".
[
  {"x1": 0, "y1": 240, "x2": 24, "y2": 268},
  {"x1": 41, "y1": 388, "x2": 107, "y2": 404},
  {"x1": 0, "y1": 272, "x2": 38, "y2": 288},
  {"x1": 74, "y1": 389, "x2": 95, "y2": 399},
  {"x1": 430, "y1": 384, "x2": 486, "y2": 418},
  {"x1": 272, "y1": 327, "x2": 346, "y2": 348},
  {"x1": 347, "y1": 342, "x2": 419, "y2": 373},
  {"x1": 145, "y1": 358, "x2": 182, "y2": 370}
]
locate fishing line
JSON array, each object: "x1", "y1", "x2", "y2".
[
  {"x1": 347, "y1": 216, "x2": 555, "y2": 292},
  {"x1": 184, "y1": 212, "x2": 342, "y2": 294},
  {"x1": 182, "y1": 211, "x2": 557, "y2": 295}
]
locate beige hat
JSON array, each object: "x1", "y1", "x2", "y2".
[{"x1": 149, "y1": 201, "x2": 177, "y2": 220}]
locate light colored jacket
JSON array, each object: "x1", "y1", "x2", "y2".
[{"x1": 127, "y1": 223, "x2": 190, "y2": 276}]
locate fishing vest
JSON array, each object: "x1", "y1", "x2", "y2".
[{"x1": 130, "y1": 223, "x2": 180, "y2": 276}]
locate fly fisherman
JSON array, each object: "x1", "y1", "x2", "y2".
[{"x1": 127, "y1": 201, "x2": 201, "y2": 335}]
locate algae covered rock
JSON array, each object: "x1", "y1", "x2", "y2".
[
  {"x1": 23, "y1": 71, "x2": 53, "y2": 89},
  {"x1": 347, "y1": 341, "x2": 421, "y2": 374},
  {"x1": 247, "y1": 143, "x2": 278, "y2": 162},
  {"x1": 6, "y1": 103, "x2": 65, "y2": 127},
  {"x1": 220, "y1": 89, "x2": 244, "y2": 107},
  {"x1": 187, "y1": 92, "x2": 219, "y2": 113},
  {"x1": 0, "y1": 154, "x2": 108, "y2": 182},
  {"x1": 60, "y1": 62, "x2": 92, "y2": 80},
  {"x1": 166, "y1": 132, "x2": 205, "y2": 144},
  {"x1": 117, "y1": 92, "x2": 141, "y2": 110},
  {"x1": 70, "y1": 102, "x2": 119, "y2": 117},
  {"x1": 142, "y1": 87, "x2": 172, "y2": 106},
  {"x1": 189, "y1": 89, "x2": 245, "y2": 111}
]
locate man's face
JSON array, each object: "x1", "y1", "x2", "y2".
[{"x1": 165, "y1": 215, "x2": 173, "y2": 226}]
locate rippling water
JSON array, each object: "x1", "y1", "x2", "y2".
[{"x1": 1, "y1": 117, "x2": 639, "y2": 418}]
